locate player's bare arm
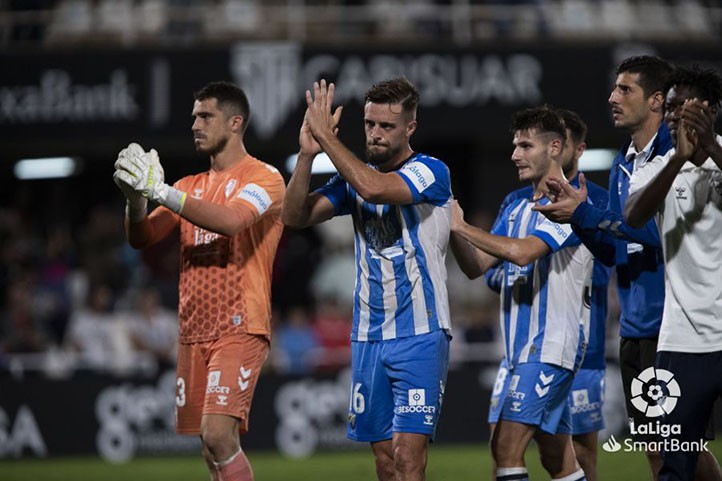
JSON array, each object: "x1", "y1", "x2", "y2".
[
  {"x1": 305, "y1": 79, "x2": 414, "y2": 205},
  {"x1": 115, "y1": 143, "x2": 265, "y2": 237},
  {"x1": 178, "y1": 196, "x2": 262, "y2": 237},
  {"x1": 125, "y1": 207, "x2": 176, "y2": 249},
  {"x1": 449, "y1": 201, "x2": 490, "y2": 278},
  {"x1": 451, "y1": 200, "x2": 550, "y2": 269},
  {"x1": 449, "y1": 230, "x2": 486, "y2": 280},
  {"x1": 283, "y1": 109, "x2": 340, "y2": 228},
  {"x1": 282, "y1": 155, "x2": 336, "y2": 228}
]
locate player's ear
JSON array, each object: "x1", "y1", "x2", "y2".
[
  {"x1": 549, "y1": 137, "x2": 563, "y2": 157},
  {"x1": 406, "y1": 119, "x2": 417, "y2": 138},
  {"x1": 575, "y1": 142, "x2": 587, "y2": 160},
  {"x1": 649, "y1": 91, "x2": 665, "y2": 113},
  {"x1": 230, "y1": 114, "x2": 245, "y2": 133}
]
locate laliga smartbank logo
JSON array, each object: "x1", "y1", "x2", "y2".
[
  {"x1": 630, "y1": 367, "x2": 680, "y2": 417},
  {"x1": 602, "y1": 368, "x2": 709, "y2": 454}
]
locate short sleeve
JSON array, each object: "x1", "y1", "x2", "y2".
[
  {"x1": 230, "y1": 164, "x2": 286, "y2": 218},
  {"x1": 531, "y1": 199, "x2": 580, "y2": 251},
  {"x1": 395, "y1": 156, "x2": 451, "y2": 206},
  {"x1": 314, "y1": 174, "x2": 352, "y2": 216}
]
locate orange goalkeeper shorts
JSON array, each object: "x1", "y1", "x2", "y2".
[{"x1": 175, "y1": 333, "x2": 269, "y2": 435}]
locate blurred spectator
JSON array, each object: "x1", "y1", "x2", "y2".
[
  {"x1": 63, "y1": 284, "x2": 133, "y2": 372},
  {"x1": 34, "y1": 223, "x2": 76, "y2": 344},
  {"x1": 273, "y1": 306, "x2": 320, "y2": 375},
  {"x1": 311, "y1": 215, "x2": 355, "y2": 307},
  {"x1": 45, "y1": 0, "x2": 93, "y2": 43},
  {"x1": 312, "y1": 297, "x2": 352, "y2": 372},
  {"x1": 125, "y1": 287, "x2": 178, "y2": 368},
  {"x1": 138, "y1": 0, "x2": 168, "y2": 36},
  {"x1": 96, "y1": 0, "x2": 135, "y2": 44},
  {"x1": 1, "y1": 276, "x2": 49, "y2": 354},
  {"x1": 79, "y1": 204, "x2": 129, "y2": 293},
  {"x1": 8, "y1": 0, "x2": 54, "y2": 43}
]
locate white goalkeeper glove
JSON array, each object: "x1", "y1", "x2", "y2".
[
  {"x1": 114, "y1": 145, "x2": 187, "y2": 214},
  {"x1": 113, "y1": 142, "x2": 148, "y2": 222}
]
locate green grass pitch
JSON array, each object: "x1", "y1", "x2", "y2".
[{"x1": 1, "y1": 440, "x2": 721, "y2": 480}]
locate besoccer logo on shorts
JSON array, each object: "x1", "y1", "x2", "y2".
[{"x1": 630, "y1": 367, "x2": 681, "y2": 417}]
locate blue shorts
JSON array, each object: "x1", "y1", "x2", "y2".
[
  {"x1": 566, "y1": 368, "x2": 606, "y2": 435},
  {"x1": 488, "y1": 358, "x2": 510, "y2": 425},
  {"x1": 347, "y1": 330, "x2": 450, "y2": 443},
  {"x1": 500, "y1": 362, "x2": 574, "y2": 435}
]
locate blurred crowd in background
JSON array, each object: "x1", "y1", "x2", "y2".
[
  {"x1": 1, "y1": 0, "x2": 720, "y2": 48},
  {"x1": 0, "y1": 190, "x2": 621, "y2": 379},
  {"x1": 0, "y1": 195, "x2": 497, "y2": 376}
]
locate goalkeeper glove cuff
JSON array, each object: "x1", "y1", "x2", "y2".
[{"x1": 152, "y1": 183, "x2": 187, "y2": 214}]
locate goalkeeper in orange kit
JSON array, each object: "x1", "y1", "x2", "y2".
[{"x1": 113, "y1": 81, "x2": 285, "y2": 481}]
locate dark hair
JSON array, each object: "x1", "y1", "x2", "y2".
[
  {"x1": 556, "y1": 108, "x2": 588, "y2": 145},
  {"x1": 511, "y1": 105, "x2": 566, "y2": 140},
  {"x1": 194, "y1": 81, "x2": 251, "y2": 132},
  {"x1": 616, "y1": 56, "x2": 674, "y2": 98},
  {"x1": 666, "y1": 65, "x2": 722, "y2": 110},
  {"x1": 364, "y1": 77, "x2": 419, "y2": 116}
]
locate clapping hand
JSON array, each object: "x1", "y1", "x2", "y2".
[
  {"x1": 532, "y1": 174, "x2": 589, "y2": 224},
  {"x1": 113, "y1": 143, "x2": 186, "y2": 214},
  {"x1": 302, "y1": 79, "x2": 343, "y2": 151}
]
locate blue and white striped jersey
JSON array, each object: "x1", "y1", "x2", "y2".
[
  {"x1": 494, "y1": 196, "x2": 593, "y2": 371},
  {"x1": 316, "y1": 153, "x2": 452, "y2": 342}
]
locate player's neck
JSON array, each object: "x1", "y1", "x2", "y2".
[
  {"x1": 629, "y1": 116, "x2": 662, "y2": 153},
  {"x1": 210, "y1": 143, "x2": 249, "y2": 172},
  {"x1": 563, "y1": 164, "x2": 578, "y2": 180},
  {"x1": 532, "y1": 164, "x2": 565, "y2": 201},
  {"x1": 377, "y1": 146, "x2": 414, "y2": 172}
]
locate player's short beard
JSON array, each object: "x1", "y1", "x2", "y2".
[
  {"x1": 196, "y1": 136, "x2": 229, "y2": 157},
  {"x1": 366, "y1": 144, "x2": 400, "y2": 166}
]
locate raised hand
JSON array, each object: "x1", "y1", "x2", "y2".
[
  {"x1": 675, "y1": 117, "x2": 698, "y2": 161},
  {"x1": 114, "y1": 146, "x2": 159, "y2": 197},
  {"x1": 678, "y1": 98, "x2": 707, "y2": 156},
  {"x1": 299, "y1": 110, "x2": 324, "y2": 156},
  {"x1": 114, "y1": 146, "x2": 186, "y2": 214},
  {"x1": 113, "y1": 143, "x2": 149, "y2": 220},
  {"x1": 532, "y1": 174, "x2": 588, "y2": 224},
  {"x1": 304, "y1": 79, "x2": 343, "y2": 143}
]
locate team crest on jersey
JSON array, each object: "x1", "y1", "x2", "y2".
[
  {"x1": 364, "y1": 216, "x2": 400, "y2": 251},
  {"x1": 192, "y1": 188, "x2": 203, "y2": 199},
  {"x1": 225, "y1": 180, "x2": 237, "y2": 198}
]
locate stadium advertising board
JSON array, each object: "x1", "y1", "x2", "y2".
[
  {"x1": 6, "y1": 41, "x2": 721, "y2": 163},
  {"x1": 0, "y1": 364, "x2": 497, "y2": 460}
]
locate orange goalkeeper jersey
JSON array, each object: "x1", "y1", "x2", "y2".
[{"x1": 148, "y1": 155, "x2": 285, "y2": 344}]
